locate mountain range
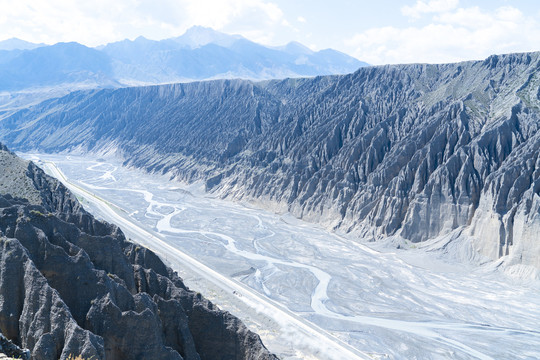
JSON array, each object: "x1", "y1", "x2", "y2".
[
  {"x1": 0, "y1": 27, "x2": 367, "y2": 92},
  {"x1": 2, "y1": 51, "x2": 539, "y2": 273}
]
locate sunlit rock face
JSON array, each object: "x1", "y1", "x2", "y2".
[{"x1": 2, "y1": 52, "x2": 540, "y2": 268}]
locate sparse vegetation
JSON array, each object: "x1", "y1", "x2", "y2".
[
  {"x1": 67, "y1": 355, "x2": 92, "y2": 360},
  {"x1": 30, "y1": 210, "x2": 45, "y2": 217}
]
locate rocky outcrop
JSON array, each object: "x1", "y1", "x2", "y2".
[
  {"x1": 0, "y1": 333, "x2": 30, "y2": 359},
  {"x1": 0, "y1": 146, "x2": 277, "y2": 359},
  {"x1": 0, "y1": 145, "x2": 81, "y2": 214},
  {"x1": 2, "y1": 52, "x2": 540, "y2": 268}
]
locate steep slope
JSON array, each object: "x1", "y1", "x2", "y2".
[
  {"x1": 2, "y1": 52, "x2": 540, "y2": 270},
  {"x1": 0, "y1": 145, "x2": 277, "y2": 360},
  {"x1": 0, "y1": 333, "x2": 30, "y2": 359}
]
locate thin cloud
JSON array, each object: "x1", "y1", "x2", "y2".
[
  {"x1": 0, "y1": 0, "x2": 287, "y2": 46},
  {"x1": 402, "y1": 0, "x2": 460, "y2": 19},
  {"x1": 346, "y1": 5, "x2": 540, "y2": 65}
]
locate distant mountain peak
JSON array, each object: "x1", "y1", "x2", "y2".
[
  {"x1": 134, "y1": 35, "x2": 149, "y2": 42},
  {"x1": 0, "y1": 37, "x2": 46, "y2": 51},
  {"x1": 172, "y1": 26, "x2": 243, "y2": 48},
  {"x1": 276, "y1": 41, "x2": 314, "y2": 55}
]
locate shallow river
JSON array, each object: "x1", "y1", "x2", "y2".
[{"x1": 25, "y1": 153, "x2": 540, "y2": 360}]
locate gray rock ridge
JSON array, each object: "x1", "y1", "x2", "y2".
[
  {"x1": 0, "y1": 146, "x2": 278, "y2": 359},
  {"x1": 2, "y1": 52, "x2": 540, "y2": 269},
  {"x1": 0, "y1": 143, "x2": 81, "y2": 214},
  {"x1": 0, "y1": 333, "x2": 30, "y2": 359},
  {"x1": 0, "y1": 205, "x2": 106, "y2": 360}
]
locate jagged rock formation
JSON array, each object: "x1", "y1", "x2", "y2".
[
  {"x1": 0, "y1": 333, "x2": 30, "y2": 359},
  {"x1": 1, "y1": 52, "x2": 540, "y2": 269},
  {"x1": 0, "y1": 145, "x2": 277, "y2": 360},
  {"x1": 0, "y1": 144, "x2": 81, "y2": 213}
]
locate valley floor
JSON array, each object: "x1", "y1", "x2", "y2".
[{"x1": 23, "y1": 153, "x2": 540, "y2": 360}]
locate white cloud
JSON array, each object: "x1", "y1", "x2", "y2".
[
  {"x1": 297, "y1": 16, "x2": 306, "y2": 23},
  {"x1": 213, "y1": 1, "x2": 290, "y2": 44},
  {"x1": 185, "y1": 0, "x2": 284, "y2": 29},
  {"x1": 402, "y1": 0, "x2": 460, "y2": 19},
  {"x1": 346, "y1": 5, "x2": 540, "y2": 65},
  {"x1": 0, "y1": 0, "x2": 287, "y2": 46},
  {"x1": 434, "y1": 6, "x2": 493, "y2": 29},
  {"x1": 494, "y1": 6, "x2": 523, "y2": 23}
]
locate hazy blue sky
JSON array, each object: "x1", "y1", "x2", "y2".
[{"x1": 1, "y1": 0, "x2": 539, "y2": 64}]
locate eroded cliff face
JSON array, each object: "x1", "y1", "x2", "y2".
[
  {"x1": 1, "y1": 52, "x2": 540, "y2": 268},
  {"x1": 0, "y1": 146, "x2": 277, "y2": 360}
]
